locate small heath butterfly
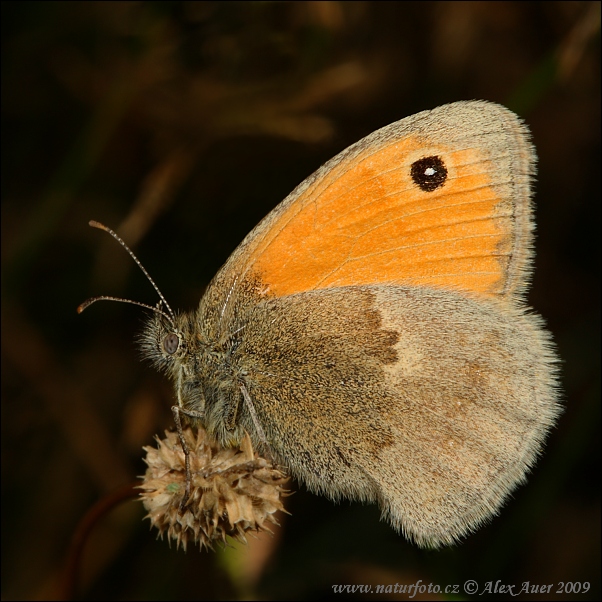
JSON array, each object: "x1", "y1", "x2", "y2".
[{"x1": 83, "y1": 101, "x2": 560, "y2": 548}]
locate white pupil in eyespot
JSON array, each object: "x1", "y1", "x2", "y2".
[{"x1": 424, "y1": 167, "x2": 436, "y2": 176}]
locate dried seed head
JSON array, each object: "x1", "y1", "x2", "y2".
[{"x1": 139, "y1": 427, "x2": 289, "y2": 550}]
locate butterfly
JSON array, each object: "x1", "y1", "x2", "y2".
[{"x1": 82, "y1": 101, "x2": 560, "y2": 548}]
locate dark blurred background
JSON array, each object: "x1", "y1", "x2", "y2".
[{"x1": 2, "y1": 2, "x2": 600, "y2": 600}]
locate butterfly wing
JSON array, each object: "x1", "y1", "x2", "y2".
[
  {"x1": 229, "y1": 285, "x2": 559, "y2": 547},
  {"x1": 195, "y1": 101, "x2": 559, "y2": 547},
  {"x1": 207, "y1": 100, "x2": 536, "y2": 315}
]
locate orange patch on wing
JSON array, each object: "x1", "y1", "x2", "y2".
[{"x1": 249, "y1": 135, "x2": 513, "y2": 298}]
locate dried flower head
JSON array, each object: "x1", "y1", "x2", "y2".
[{"x1": 139, "y1": 427, "x2": 289, "y2": 550}]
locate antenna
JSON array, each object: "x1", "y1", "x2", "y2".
[{"x1": 77, "y1": 220, "x2": 175, "y2": 325}]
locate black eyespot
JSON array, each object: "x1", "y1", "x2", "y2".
[
  {"x1": 410, "y1": 156, "x2": 448, "y2": 192},
  {"x1": 163, "y1": 333, "x2": 180, "y2": 355}
]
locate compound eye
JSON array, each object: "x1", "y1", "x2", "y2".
[{"x1": 163, "y1": 333, "x2": 180, "y2": 355}]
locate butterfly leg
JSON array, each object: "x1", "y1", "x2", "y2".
[
  {"x1": 239, "y1": 382, "x2": 273, "y2": 460},
  {"x1": 171, "y1": 405, "x2": 205, "y2": 511}
]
